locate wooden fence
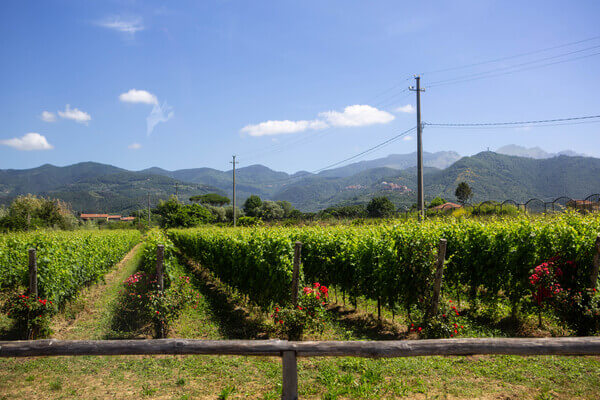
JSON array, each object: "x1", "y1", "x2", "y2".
[{"x1": 2, "y1": 337, "x2": 600, "y2": 399}]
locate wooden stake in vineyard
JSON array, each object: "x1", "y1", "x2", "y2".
[
  {"x1": 291, "y1": 241, "x2": 302, "y2": 307},
  {"x1": 28, "y1": 248, "x2": 37, "y2": 299},
  {"x1": 156, "y1": 245, "x2": 165, "y2": 338},
  {"x1": 427, "y1": 239, "x2": 447, "y2": 319},
  {"x1": 590, "y1": 235, "x2": 600, "y2": 288},
  {"x1": 27, "y1": 248, "x2": 38, "y2": 340}
]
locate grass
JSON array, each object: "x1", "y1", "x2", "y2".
[
  {"x1": 0, "y1": 251, "x2": 599, "y2": 399},
  {"x1": 0, "y1": 353, "x2": 598, "y2": 399},
  {"x1": 51, "y1": 243, "x2": 144, "y2": 340}
]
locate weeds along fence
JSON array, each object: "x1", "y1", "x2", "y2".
[{"x1": 2, "y1": 337, "x2": 600, "y2": 399}]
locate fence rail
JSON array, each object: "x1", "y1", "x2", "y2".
[{"x1": 2, "y1": 338, "x2": 600, "y2": 399}]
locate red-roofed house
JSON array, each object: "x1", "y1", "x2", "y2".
[{"x1": 80, "y1": 213, "x2": 109, "y2": 221}]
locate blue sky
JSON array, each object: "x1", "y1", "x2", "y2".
[{"x1": 1, "y1": 0, "x2": 599, "y2": 173}]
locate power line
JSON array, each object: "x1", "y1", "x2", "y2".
[
  {"x1": 427, "y1": 51, "x2": 600, "y2": 88},
  {"x1": 421, "y1": 34, "x2": 600, "y2": 75},
  {"x1": 429, "y1": 45, "x2": 600, "y2": 87},
  {"x1": 238, "y1": 126, "x2": 417, "y2": 187},
  {"x1": 425, "y1": 114, "x2": 600, "y2": 127},
  {"x1": 424, "y1": 119, "x2": 600, "y2": 130},
  {"x1": 312, "y1": 126, "x2": 417, "y2": 174}
]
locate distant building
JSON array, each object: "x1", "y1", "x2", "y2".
[
  {"x1": 345, "y1": 184, "x2": 366, "y2": 190},
  {"x1": 80, "y1": 213, "x2": 136, "y2": 222},
  {"x1": 380, "y1": 181, "x2": 410, "y2": 192},
  {"x1": 80, "y1": 213, "x2": 109, "y2": 221}
]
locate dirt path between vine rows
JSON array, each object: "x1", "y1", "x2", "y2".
[{"x1": 51, "y1": 242, "x2": 143, "y2": 340}]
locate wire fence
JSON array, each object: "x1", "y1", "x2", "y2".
[{"x1": 398, "y1": 193, "x2": 600, "y2": 217}]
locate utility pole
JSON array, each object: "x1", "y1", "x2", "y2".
[
  {"x1": 409, "y1": 76, "x2": 426, "y2": 221},
  {"x1": 175, "y1": 182, "x2": 178, "y2": 201},
  {"x1": 147, "y1": 192, "x2": 151, "y2": 227},
  {"x1": 230, "y1": 155, "x2": 238, "y2": 227}
]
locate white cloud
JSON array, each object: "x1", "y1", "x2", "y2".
[
  {"x1": 319, "y1": 105, "x2": 395, "y2": 127},
  {"x1": 128, "y1": 142, "x2": 142, "y2": 150},
  {"x1": 403, "y1": 135, "x2": 413, "y2": 141},
  {"x1": 118, "y1": 90, "x2": 173, "y2": 135},
  {"x1": 119, "y1": 89, "x2": 158, "y2": 105},
  {"x1": 97, "y1": 16, "x2": 144, "y2": 34},
  {"x1": 395, "y1": 104, "x2": 416, "y2": 114},
  {"x1": 147, "y1": 102, "x2": 174, "y2": 135},
  {"x1": 241, "y1": 119, "x2": 327, "y2": 137},
  {"x1": 241, "y1": 104, "x2": 394, "y2": 137},
  {"x1": 58, "y1": 104, "x2": 91, "y2": 124},
  {"x1": 0, "y1": 133, "x2": 53, "y2": 151},
  {"x1": 41, "y1": 111, "x2": 57, "y2": 122}
]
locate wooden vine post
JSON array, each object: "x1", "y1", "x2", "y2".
[
  {"x1": 590, "y1": 235, "x2": 600, "y2": 288},
  {"x1": 156, "y1": 245, "x2": 165, "y2": 338},
  {"x1": 28, "y1": 248, "x2": 38, "y2": 299},
  {"x1": 291, "y1": 241, "x2": 302, "y2": 307},
  {"x1": 27, "y1": 248, "x2": 38, "y2": 340},
  {"x1": 427, "y1": 239, "x2": 447, "y2": 319}
]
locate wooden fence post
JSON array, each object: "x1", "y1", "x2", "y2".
[
  {"x1": 27, "y1": 248, "x2": 38, "y2": 340},
  {"x1": 427, "y1": 239, "x2": 447, "y2": 318},
  {"x1": 28, "y1": 248, "x2": 37, "y2": 299},
  {"x1": 291, "y1": 242, "x2": 302, "y2": 307},
  {"x1": 281, "y1": 350, "x2": 298, "y2": 400},
  {"x1": 156, "y1": 245, "x2": 165, "y2": 292},
  {"x1": 156, "y1": 245, "x2": 165, "y2": 338},
  {"x1": 591, "y1": 235, "x2": 600, "y2": 288}
]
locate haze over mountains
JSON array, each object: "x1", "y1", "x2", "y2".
[
  {"x1": 496, "y1": 144, "x2": 586, "y2": 159},
  {"x1": 1, "y1": 147, "x2": 598, "y2": 213}
]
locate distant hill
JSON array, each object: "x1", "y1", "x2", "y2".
[
  {"x1": 269, "y1": 152, "x2": 600, "y2": 210},
  {"x1": 1, "y1": 150, "x2": 599, "y2": 213},
  {"x1": 317, "y1": 151, "x2": 460, "y2": 177},
  {"x1": 0, "y1": 164, "x2": 220, "y2": 214},
  {"x1": 140, "y1": 164, "x2": 288, "y2": 200},
  {"x1": 496, "y1": 144, "x2": 586, "y2": 159},
  {"x1": 0, "y1": 162, "x2": 125, "y2": 195},
  {"x1": 425, "y1": 152, "x2": 600, "y2": 202}
]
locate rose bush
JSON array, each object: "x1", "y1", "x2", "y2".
[
  {"x1": 271, "y1": 282, "x2": 329, "y2": 340},
  {"x1": 2, "y1": 293, "x2": 57, "y2": 339},
  {"x1": 529, "y1": 257, "x2": 600, "y2": 334}
]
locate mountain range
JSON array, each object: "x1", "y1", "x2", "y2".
[
  {"x1": 496, "y1": 144, "x2": 586, "y2": 159},
  {"x1": 0, "y1": 148, "x2": 598, "y2": 213}
]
